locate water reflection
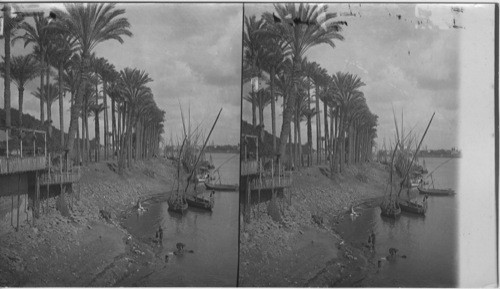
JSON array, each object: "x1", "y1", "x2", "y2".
[
  {"x1": 121, "y1": 153, "x2": 239, "y2": 286},
  {"x1": 335, "y1": 157, "x2": 458, "y2": 287}
]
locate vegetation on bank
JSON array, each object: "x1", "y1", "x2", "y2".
[
  {"x1": 242, "y1": 3, "x2": 378, "y2": 174},
  {"x1": 1, "y1": 3, "x2": 165, "y2": 173}
]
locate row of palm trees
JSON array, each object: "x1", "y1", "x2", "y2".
[
  {"x1": 1, "y1": 3, "x2": 165, "y2": 172},
  {"x1": 243, "y1": 3, "x2": 378, "y2": 174}
]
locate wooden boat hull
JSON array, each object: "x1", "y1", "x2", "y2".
[
  {"x1": 380, "y1": 205, "x2": 402, "y2": 218},
  {"x1": 186, "y1": 195, "x2": 214, "y2": 211},
  {"x1": 398, "y1": 200, "x2": 427, "y2": 215},
  {"x1": 204, "y1": 182, "x2": 238, "y2": 191},
  {"x1": 167, "y1": 198, "x2": 188, "y2": 214},
  {"x1": 418, "y1": 187, "x2": 455, "y2": 196}
]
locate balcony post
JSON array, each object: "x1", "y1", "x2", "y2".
[
  {"x1": 256, "y1": 137, "x2": 258, "y2": 161},
  {"x1": 20, "y1": 129, "x2": 23, "y2": 157},
  {"x1": 6, "y1": 128, "x2": 9, "y2": 158},
  {"x1": 44, "y1": 133, "x2": 46, "y2": 158}
]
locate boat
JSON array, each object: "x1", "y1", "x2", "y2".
[
  {"x1": 186, "y1": 192, "x2": 215, "y2": 211},
  {"x1": 204, "y1": 182, "x2": 238, "y2": 191},
  {"x1": 417, "y1": 187, "x2": 455, "y2": 196},
  {"x1": 380, "y1": 201, "x2": 401, "y2": 218},
  {"x1": 381, "y1": 111, "x2": 435, "y2": 219},
  {"x1": 167, "y1": 194, "x2": 188, "y2": 214},
  {"x1": 398, "y1": 199, "x2": 427, "y2": 215}
]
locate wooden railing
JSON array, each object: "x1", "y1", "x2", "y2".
[
  {"x1": 39, "y1": 168, "x2": 81, "y2": 185},
  {"x1": 0, "y1": 156, "x2": 47, "y2": 174},
  {"x1": 249, "y1": 173, "x2": 292, "y2": 191}
]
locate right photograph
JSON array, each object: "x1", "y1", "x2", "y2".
[{"x1": 239, "y1": 3, "x2": 496, "y2": 287}]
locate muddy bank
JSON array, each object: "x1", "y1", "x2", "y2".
[
  {"x1": 0, "y1": 158, "x2": 177, "y2": 286},
  {"x1": 239, "y1": 162, "x2": 394, "y2": 287}
]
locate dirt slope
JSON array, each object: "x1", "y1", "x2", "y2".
[
  {"x1": 0, "y1": 158, "x2": 177, "y2": 286},
  {"x1": 239, "y1": 162, "x2": 392, "y2": 286}
]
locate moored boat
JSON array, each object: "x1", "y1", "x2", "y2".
[
  {"x1": 380, "y1": 202, "x2": 402, "y2": 218},
  {"x1": 398, "y1": 198, "x2": 427, "y2": 215},
  {"x1": 186, "y1": 192, "x2": 215, "y2": 211},
  {"x1": 417, "y1": 187, "x2": 455, "y2": 196},
  {"x1": 167, "y1": 194, "x2": 188, "y2": 214}
]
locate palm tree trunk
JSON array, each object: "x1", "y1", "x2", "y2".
[
  {"x1": 118, "y1": 104, "x2": 125, "y2": 174},
  {"x1": 315, "y1": 85, "x2": 321, "y2": 164},
  {"x1": 58, "y1": 62, "x2": 64, "y2": 147},
  {"x1": 111, "y1": 97, "x2": 116, "y2": 158},
  {"x1": 103, "y1": 81, "x2": 108, "y2": 160},
  {"x1": 46, "y1": 67, "x2": 52, "y2": 138},
  {"x1": 323, "y1": 96, "x2": 328, "y2": 162},
  {"x1": 251, "y1": 92, "x2": 256, "y2": 128},
  {"x1": 293, "y1": 118, "x2": 297, "y2": 167},
  {"x1": 18, "y1": 87, "x2": 24, "y2": 126},
  {"x1": 39, "y1": 55, "x2": 45, "y2": 123},
  {"x1": 65, "y1": 54, "x2": 88, "y2": 160},
  {"x1": 85, "y1": 108, "x2": 90, "y2": 164},
  {"x1": 135, "y1": 119, "x2": 140, "y2": 161},
  {"x1": 288, "y1": 127, "x2": 292, "y2": 167},
  {"x1": 258, "y1": 100, "x2": 264, "y2": 128},
  {"x1": 80, "y1": 115, "x2": 84, "y2": 163},
  {"x1": 95, "y1": 112, "x2": 100, "y2": 162},
  {"x1": 76, "y1": 116, "x2": 80, "y2": 165},
  {"x1": 3, "y1": 6, "x2": 11, "y2": 128},
  {"x1": 270, "y1": 66, "x2": 276, "y2": 153},
  {"x1": 117, "y1": 103, "x2": 121, "y2": 159},
  {"x1": 278, "y1": 92, "x2": 294, "y2": 160},
  {"x1": 297, "y1": 113, "x2": 302, "y2": 167},
  {"x1": 329, "y1": 107, "x2": 334, "y2": 161},
  {"x1": 47, "y1": 101, "x2": 52, "y2": 138},
  {"x1": 307, "y1": 82, "x2": 312, "y2": 167},
  {"x1": 94, "y1": 79, "x2": 100, "y2": 162}
]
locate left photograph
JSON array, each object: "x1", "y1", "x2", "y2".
[{"x1": 0, "y1": 3, "x2": 241, "y2": 286}]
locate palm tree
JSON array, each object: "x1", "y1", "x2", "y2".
[
  {"x1": 53, "y1": 3, "x2": 132, "y2": 159},
  {"x1": 309, "y1": 63, "x2": 328, "y2": 164},
  {"x1": 50, "y1": 33, "x2": 77, "y2": 147},
  {"x1": 243, "y1": 15, "x2": 267, "y2": 128},
  {"x1": 260, "y1": 3, "x2": 345, "y2": 158},
  {"x1": 2, "y1": 4, "x2": 25, "y2": 128},
  {"x1": 117, "y1": 67, "x2": 152, "y2": 172},
  {"x1": 13, "y1": 14, "x2": 52, "y2": 124},
  {"x1": 330, "y1": 71, "x2": 365, "y2": 173},
  {"x1": 301, "y1": 59, "x2": 317, "y2": 165},
  {"x1": 32, "y1": 83, "x2": 59, "y2": 138},
  {"x1": 89, "y1": 54, "x2": 103, "y2": 162},
  {"x1": 96, "y1": 59, "x2": 117, "y2": 160},
  {"x1": 0, "y1": 54, "x2": 39, "y2": 126},
  {"x1": 107, "y1": 79, "x2": 123, "y2": 159},
  {"x1": 259, "y1": 37, "x2": 288, "y2": 153}
]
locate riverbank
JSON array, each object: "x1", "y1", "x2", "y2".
[
  {"x1": 239, "y1": 161, "x2": 395, "y2": 286},
  {"x1": 0, "y1": 158, "x2": 177, "y2": 286}
]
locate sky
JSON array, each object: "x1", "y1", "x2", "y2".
[
  {"x1": 243, "y1": 3, "x2": 471, "y2": 150},
  {"x1": 1, "y1": 3, "x2": 243, "y2": 145}
]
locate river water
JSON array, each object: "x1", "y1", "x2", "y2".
[
  {"x1": 335, "y1": 157, "x2": 459, "y2": 287},
  {"x1": 121, "y1": 153, "x2": 239, "y2": 286}
]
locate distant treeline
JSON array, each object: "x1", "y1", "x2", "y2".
[
  {"x1": 418, "y1": 149, "x2": 462, "y2": 158},
  {"x1": 205, "y1": 145, "x2": 239, "y2": 154}
]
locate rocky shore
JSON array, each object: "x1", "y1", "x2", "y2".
[
  {"x1": 0, "y1": 158, "x2": 177, "y2": 286},
  {"x1": 239, "y1": 162, "x2": 393, "y2": 287}
]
